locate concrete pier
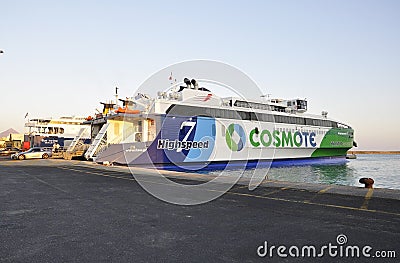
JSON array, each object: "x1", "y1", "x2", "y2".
[{"x1": 1, "y1": 158, "x2": 399, "y2": 262}]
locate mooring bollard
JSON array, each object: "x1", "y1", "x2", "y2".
[{"x1": 359, "y1": 178, "x2": 374, "y2": 188}]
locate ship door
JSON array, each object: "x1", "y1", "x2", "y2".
[{"x1": 138, "y1": 118, "x2": 156, "y2": 142}]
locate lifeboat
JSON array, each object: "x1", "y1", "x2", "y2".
[{"x1": 115, "y1": 107, "x2": 140, "y2": 114}]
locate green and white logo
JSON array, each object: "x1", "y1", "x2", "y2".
[{"x1": 225, "y1": 123, "x2": 246, "y2": 151}]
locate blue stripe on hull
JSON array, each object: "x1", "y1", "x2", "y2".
[{"x1": 130, "y1": 156, "x2": 347, "y2": 172}]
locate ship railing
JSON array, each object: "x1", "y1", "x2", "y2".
[{"x1": 84, "y1": 123, "x2": 109, "y2": 160}]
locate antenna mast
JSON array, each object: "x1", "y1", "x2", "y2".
[{"x1": 115, "y1": 87, "x2": 119, "y2": 106}]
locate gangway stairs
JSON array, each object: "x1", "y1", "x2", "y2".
[
  {"x1": 62, "y1": 127, "x2": 90, "y2": 160},
  {"x1": 84, "y1": 123, "x2": 109, "y2": 160},
  {"x1": 66, "y1": 127, "x2": 90, "y2": 153}
]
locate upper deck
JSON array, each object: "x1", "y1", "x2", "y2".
[
  {"x1": 90, "y1": 78, "x2": 351, "y2": 130},
  {"x1": 25, "y1": 116, "x2": 90, "y2": 137}
]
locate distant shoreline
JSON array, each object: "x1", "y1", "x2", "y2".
[{"x1": 348, "y1": 151, "x2": 400, "y2": 155}]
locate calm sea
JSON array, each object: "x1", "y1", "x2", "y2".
[{"x1": 205, "y1": 154, "x2": 400, "y2": 190}]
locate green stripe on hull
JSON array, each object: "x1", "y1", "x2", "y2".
[
  {"x1": 311, "y1": 128, "x2": 353, "y2": 158},
  {"x1": 311, "y1": 147, "x2": 349, "y2": 157}
]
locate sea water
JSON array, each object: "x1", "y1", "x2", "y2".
[{"x1": 205, "y1": 155, "x2": 400, "y2": 190}]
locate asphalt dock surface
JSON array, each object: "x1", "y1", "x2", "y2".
[{"x1": 1, "y1": 158, "x2": 399, "y2": 262}]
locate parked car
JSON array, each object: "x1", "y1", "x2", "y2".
[
  {"x1": 11, "y1": 147, "x2": 52, "y2": 160},
  {"x1": 0, "y1": 147, "x2": 21, "y2": 156}
]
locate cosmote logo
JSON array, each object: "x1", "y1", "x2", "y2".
[
  {"x1": 249, "y1": 128, "x2": 317, "y2": 148},
  {"x1": 225, "y1": 123, "x2": 246, "y2": 151}
]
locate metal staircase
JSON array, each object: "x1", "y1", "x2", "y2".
[
  {"x1": 84, "y1": 123, "x2": 109, "y2": 160},
  {"x1": 66, "y1": 127, "x2": 90, "y2": 153}
]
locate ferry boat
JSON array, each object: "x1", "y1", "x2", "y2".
[
  {"x1": 90, "y1": 78, "x2": 355, "y2": 169},
  {"x1": 25, "y1": 116, "x2": 91, "y2": 148}
]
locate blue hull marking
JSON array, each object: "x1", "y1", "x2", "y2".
[
  {"x1": 132, "y1": 115, "x2": 216, "y2": 165},
  {"x1": 140, "y1": 156, "x2": 348, "y2": 172}
]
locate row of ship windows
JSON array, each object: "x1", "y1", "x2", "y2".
[
  {"x1": 31, "y1": 127, "x2": 65, "y2": 134},
  {"x1": 275, "y1": 127, "x2": 327, "y2": 135},
  {"x1": 232, "y1": 100, "x2": 287, "y2": 112},
  {"x1": 167, "y1": 105, "x2": 338, "y2": 128}
]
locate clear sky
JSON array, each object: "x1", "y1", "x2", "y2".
[{"x1": 1, "y1": 0, "x2": 399, "y2": 150}]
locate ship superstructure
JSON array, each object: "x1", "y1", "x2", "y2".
[
  {"x1": 25, "y1": 116, "x2": 90, "y2": 148},
  {"x1": 85, "y1": 78, "x2": 355, "y2": 168}
]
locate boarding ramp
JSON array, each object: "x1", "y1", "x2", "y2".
[
  {"x1": 66, "y1": 127, "x2": 90, "y2": 152},
  {"x1": 62, "y1": 127, "x2": 90, "y2": 160}
]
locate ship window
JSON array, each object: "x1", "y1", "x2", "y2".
[
  {"x1": 238, "y1": 111, "x2": 248, "y2": 120},
  {"x1": 219, "y1": 109, "x2": 225, "y2": 118},
  {"x1": 135, "y1": 133, "x2": 142, "y2": 142},
  {"x1": 296, "y1": 100, "x2": 308, "y2": 110},
  {"x1": 249, "y1": 112, "x2": 257, "y2": 121},
  {"x1": 234, "y1": 100, "x2": 250, "y2": 108},
  {"x1": 227, "y1": 110, "x2": 234, "y2": 119},
  {"x1": 229, "y1": 110, "x2": 236, "y2": 119},
  {"x1": 218, "y1": 109, "x2": 224, "y2": 118},
  {"x1": 262, "y1": 114, "x2": 273, "y2": 122},
  {"x1": 226, "y1": 110, "x2": 233, "y2": 119},
  {"x1": 215, "y1": 109, "x2": 220, "y2": 118},
  {"x1": 254, "y1": 113, "x2": 261, "y2": 122}
]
